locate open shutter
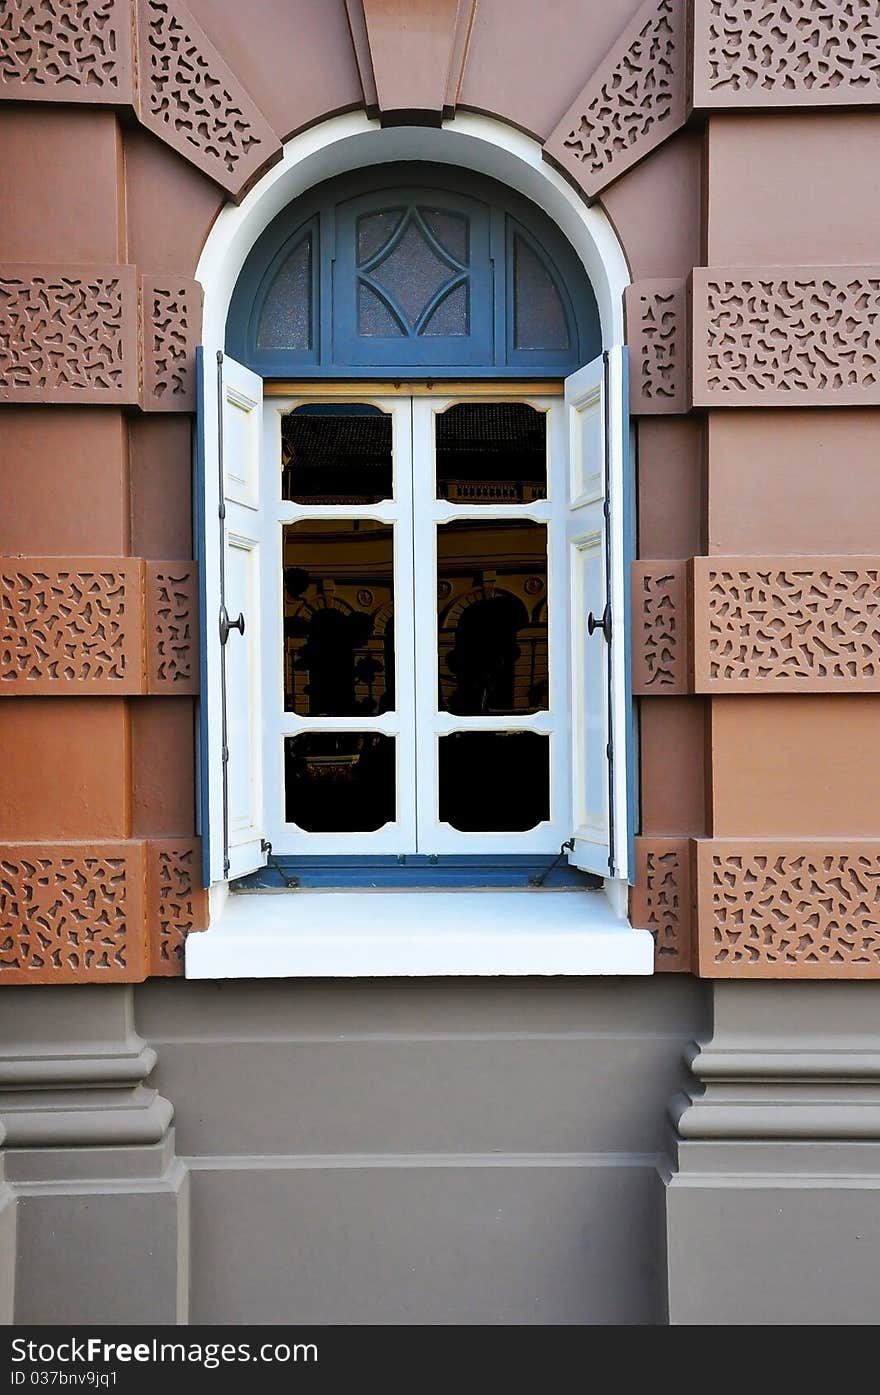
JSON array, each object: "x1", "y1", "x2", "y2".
[
  {"x1": 565, "y1": 347, "x2": 631, "y2": 880},
  {"x1": 195, "y1": 349, "x2": 266, "y2": 885}
]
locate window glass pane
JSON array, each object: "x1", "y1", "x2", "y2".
[
  {"x1": 358, "y1": 283, "x2": 404, "y2": 337},
  {"x1": 256, "y1": 233, "x2": 311, "y2": 350},
  {"x1": 438, "y1": 732, "x2": 549, "y2": 832},
  {"x1": 285, "y1": 733, "x2": 395, "y2": 831},
  {"x1": 437, "y1": 520, "x2": 548, "y2": 715},
  {"x1": 357, "y1": 209, "x2": 404, "y2": 263},
  {"x1": 435, "y1": 402, "x2": 546, "y2": 502},
  {"x1": 513, "y1": 233, "x2": 569, "y2": 351},
  {"x1": 422, "y1": 282, "x2": 468, "y2": 337},
  {"x1": 282, "y1": 405, "x2": 393, "y2": 504},
  {"x1": 369, "y1": 217, "x2": 456, "y2": 328},
  {"x1": 420, "y1": 209, "x2": 469, "y2": 265},
  {"x1": 283, "y1": 520, "x2": 394, "y2": 716}
]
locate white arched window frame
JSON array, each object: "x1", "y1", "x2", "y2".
[{"x1": 189, "y1": 113, "x2": 651, "y2": 978}]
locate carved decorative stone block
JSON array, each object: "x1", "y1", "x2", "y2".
[
  {"x1": 691, "y1": 267, "x2": 880, "y2": 407},
  {"x1": 544, "y1": 0, "x2": 688, "y2": 198},
  {"x1": 692, "y1": 0, "x2": 880, "y2": 109},
  {"x1": 631, "y1": 837, "x2": 692, "y2": 972},
  {"x1": 691, "y1": 557, "x2": 880, "y2": 691},
  {"x1": 625, "y1": 280, "x2": 688, "y2": 414},
  {"x1": 146, "y1": 563, "x2": 199, "y2": 694},
  {"x1": 139, "y1": 276, "x2": 203, "y2": 412},
  {"x1": 632, "y1": 561, "x2": 688, "y2": 694},
  {"x1": 0, "y1": 0, "x2": 134, "y2": 103},
  {"x1": 695, "y1": 840, "x2": 880, "y2": 978},
  {"x1": 0, "y1": 560, "x2": 144, "y2": 694},
  {"x1": 134, "y1": 0, "x2": 281, "y2": 199},
  {"x1": 0, "y1": 264, "x2": 138, "y2": 404},
  {"x1": 0, "y1": 843, "x2": 147, "y2": 984},
  {"x1": 146, "y1": 839, "x2": 207, "y2": 976}
]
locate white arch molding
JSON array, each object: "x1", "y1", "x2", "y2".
[
  {"x1": 193, "y1": 112, "x2": 639, "y2": 943},
  {"x1": 196, "y1": 111, "x2": 630, "y2": 354}
]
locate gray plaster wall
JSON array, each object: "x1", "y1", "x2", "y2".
[{"x1": 135, "y1": 976, "x2": 706, "y2": 1324}]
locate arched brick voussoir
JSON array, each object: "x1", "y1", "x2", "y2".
[
  {"x1": 543, "y1": 0, "x2": 689, "y2": 201},
  {"x1": 0, "y1": 0, "x2": 282, "y2": 202}
]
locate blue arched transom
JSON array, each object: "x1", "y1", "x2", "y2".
[{"x1": 226, "y1": 163, "x2": 600, "y2": 378}]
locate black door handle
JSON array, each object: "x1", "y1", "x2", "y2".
[
  {"x1": 587, "y1": 603, "x2": 612, "y2": 643},
  {"x1": 219, "y1": 606, "x2": 246, "y2": 644}
]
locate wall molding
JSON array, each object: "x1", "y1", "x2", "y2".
[
  {"x1": 694, "y1": 839, "x2": 880, "y2": 978},
  {"x1": 0, "y1": 558, "x2": 198, "y2": 696},
  {"x1": 691, "y1": 556, "x2": 880, "y2": 692},
  {"x1": 630, "y1": 837, "x2": 692, "y2": 972},
  {"x1": 691, "y1": 266, "x2": 880, "y2": 407}
]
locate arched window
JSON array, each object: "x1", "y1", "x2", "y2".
[
  {"x1": 226, "y1": 165, "x2": 600, "y2": 377},
  {"x1": 197, "y1": 160, "x2": 631, "y2": 919}
]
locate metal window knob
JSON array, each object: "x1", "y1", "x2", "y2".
[
  {"x1": 587, "y1": 603, "x2": 612, "y2": 643},
  {"x1": 219, "y1": 606, "x2": 246, "y2": 644}
]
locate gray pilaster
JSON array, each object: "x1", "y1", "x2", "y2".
[
  {"x1": 0, "y1": 987, "x2": 188, "y2": 1324},
  {"x1": 664, "y1": 982, "x2": 880, "y2": 1325}
]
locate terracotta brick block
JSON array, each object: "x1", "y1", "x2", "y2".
[
  {"x1": 0, "y1": 842, "x2": 147, "y2": 984},
  {"x1": 544, "y1": 0, "x2": 689, "y2": 198},
  {"x1": 0, "y1": 264, "x2": 139, "y2": 404},
  {"x1": 691, "y1": 557, "x2": 880, "y2": 692},
  {"x1": 130, "y1": 698, "x2": 196, "y2": 838},
  {"x1": 129, "y1": 416, "x2": 193, "y2": 560},
  {"x1": 146, "y1": 839, "x2": 207, "y2": 977},
  {"x1": 631, "y1": 560, "x2": 688, "y2": 695},
  {"x1": 0, "y1": 0, "x2": 134, "y2": 105},
  {"x1": 139, "y1": 275, "x2": 203, "y2": 412},
  {"x1": 145, "y1": 563, "x2": 199, "y2": 694},
  {"x1": 353, "y1": 0, "x2": 477, "y2": 123},
  {"x1": 692, "y1": 1, "x2": 880, "y2": 111},
  {"x1": 631, "y1": 837, "x2": 692, "y2": 973},
  {"x1": 0, "y1": 560, "x2": 145, "y2": 695},
  {"x1": 691, "y1": 267, "x2": 880, "y2": 408},
  {"x1": 694, "y1": 840, "x2": 880, "y2": 980},
  {"x1": 625, "y1": 280, "x2": 687, "y2": 414}
]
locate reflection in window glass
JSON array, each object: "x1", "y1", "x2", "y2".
[
  {"x1": 435, "y1": 402, "x2": 546, "y2": 502},
  {"x1": 283, "y1": 520, "x2": 394, "y2": 717},
  {"x1": 282, "y1": 405, "x2": 393, "y2": 504},
  {"x1": 513, "y1": 233, "x2": 569, "y2": 351},
  {"x1": 285, "y1": 733, "x2": 396, "y2": 832},
  {"x1": 437, "y1": 520, "x2": 548, "y2": 715},
  {"x1": 256, "y1": 233, "x2": 311, "y2": 350},
  {"x1": 438, "y1": 732, "x2": 549, "y2": 832}
]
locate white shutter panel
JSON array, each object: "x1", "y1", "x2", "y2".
[
  {"x1": 565, "y1": 347, "x2": 630, "y2": 880},
  {"x1": 216, "y1": 352, "x2": 266, "y2": 880}
]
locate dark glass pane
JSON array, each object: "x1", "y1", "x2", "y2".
[
  {"x1": 420, "y1": 209, "x2": 468, "y2": 265},
  {"x1": 282, "y1": 405, "x2": 393, "y2": 504},
  {"x1": 283, "y1": 520, "x2": 394, "y2": 716},
  {"x1": 421, "y1": 282, "x2": 468, "y2": 337},
  {"x1": 357, "y1": 209, "x2": 404, "y2": 264},
  {"x1": 358, "y1": 282, "x2": 404, "y2": 337},
  {"x1": 437, "y1": 520, "x2": 548, "y2": 715},
  {"x1": 256, "y1": 234, "x2": 311, "y2": 350},
  {"x1": 371, "y1": 217, "x2": 454, "y2": 327},
  {"x1": 435, "y1": 402, "x2": 547, "y2": 502},
  {"x1": 285, "y1": 732, "x2": 395, "y2": 832},
  {"x1": 513, "y1": 233, "x2": 569, "y2": 351},
  {"x1": 438, "y1": 731, "x2": 549, "y2": 832}
]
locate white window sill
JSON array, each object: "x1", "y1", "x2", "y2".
[{"x1": 184, "y1": 887, "x2": 654, "y2": 979}]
